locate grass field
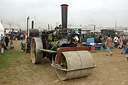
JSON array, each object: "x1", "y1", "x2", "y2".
[{"x1": 0, "y1": 40, "x2": 128, "y2": 85}]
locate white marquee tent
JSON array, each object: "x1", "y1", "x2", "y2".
[{"x1": 0, "y1": 19, "x2": 4, "y2": 40}]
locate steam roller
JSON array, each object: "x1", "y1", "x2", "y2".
[
  {"x1": 21, "y1": 20, "x2": 39, "y2": 53},
  {"x1": 30, "y1": 4, "x2": 96, "y2": 80},
  {"x1": 25, "y1": 29, "x2": 39, "y2": 53}
]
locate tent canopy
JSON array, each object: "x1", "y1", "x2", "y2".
[{"x1": 0, "y1": 19, "x2": 5, "y2": 40}]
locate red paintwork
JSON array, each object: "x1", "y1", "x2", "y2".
[{"x1": 57, "y1": 47, "x2": 89, "y2": 64}]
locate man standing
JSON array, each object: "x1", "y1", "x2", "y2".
[
  {"x1": 105, "y1": 34, "x2": 113, "y2": 56},
  {"x1": 1, "y1": 34, "x2": 4, "y2": 53},
  {"x1": 5, "y1": 35, "x2": 9, "y2": 49},
  {"x1": 1, "y1": 34, "x2": 4, "y2": 44},
  {"x1": 20, "y1": 34, "x2": 24, "y2": 45},
  {"x1": 113, "y1": 36, "x2": 118, "y2": 48},
  {"x1": 121, "y1": 37, "x2": 127, "y2": 54}
]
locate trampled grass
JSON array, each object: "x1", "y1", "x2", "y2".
[
  {"x1": 0, "y1": 40, "x2": 128, "y2": 85},
  {"x1": 0, "y1": 49, "x2": 25, "y2": 69}
]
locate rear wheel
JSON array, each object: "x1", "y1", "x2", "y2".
[{"x1": 31, "y1": 37, "x2": 43, "y2": 64}]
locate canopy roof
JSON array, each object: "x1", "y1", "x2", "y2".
[{"x1": 0, "y1": 19, "x2": 4, "y2": 37}]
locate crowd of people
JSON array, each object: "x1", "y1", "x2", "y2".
[
  {"x1": 0, "y1": 34, "x2": 24, "y2": 49},
  {"x1": 1, "y1": 33, "x2": 128, "y2": 59},
  {"x1": 105, "y1": 34, "x2": 128, "y2": 58},
  {"x1": 1, "y1": 34, "x2": 10, "y2": 49}
]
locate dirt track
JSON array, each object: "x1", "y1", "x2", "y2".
[{"x1": 0, "y1": 40, "x2": 128, "y2": 85}]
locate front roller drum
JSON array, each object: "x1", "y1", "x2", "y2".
[
  {"x1": 31, "y1": 37, "x2": 43, "y2": 64},
  {"x1": 55, "y1": 50, "x2": 95, "y2": 80}
]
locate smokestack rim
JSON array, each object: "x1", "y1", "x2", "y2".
[{"x1": 61, "y1": 4, "x2": 68, "y2": 7}]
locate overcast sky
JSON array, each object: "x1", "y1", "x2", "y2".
[{"x1": 0, "y1": 0, "x2": 128, "y2": 29}]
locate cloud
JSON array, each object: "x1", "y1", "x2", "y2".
[{"x1": 0, "y1": 0, "x2": 128, "y2": 29}]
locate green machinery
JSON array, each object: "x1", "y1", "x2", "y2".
[{"x1": 101, "y1": 29, "x2": 115, "y2": 39}]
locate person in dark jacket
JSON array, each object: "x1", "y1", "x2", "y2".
[
  {"x1": 121, "y1": 36, "x2": 127, "y2": 54},
  {"x1": 20, "y1": 34, "x2": 24, "y2": 45},
  {"x1": 125, "y1": 40, "x2": 128, "y2": 59},
  {"x1": 5, "y1": 35, "x2": 9, "y2": 49}
]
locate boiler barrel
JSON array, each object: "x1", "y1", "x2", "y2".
[{"x1": 29, "y1": 29, "x2": 39, "y2": 37}]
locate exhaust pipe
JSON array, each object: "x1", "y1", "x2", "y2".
[
  {"x1": 27, "y1": 16, "x2": 29, "y2": 37},
  {"x1": 61, "y1": 4, "x2": 68, "y2": 38},
  {"x1": 32, "y1": 21, "x2": 34, "y2": 29}
]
